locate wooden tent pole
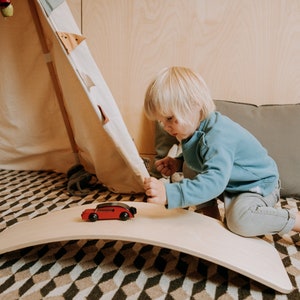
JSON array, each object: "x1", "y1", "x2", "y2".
[{"x1": 28, "y1": 0, "x2": 80, "y2": 165}]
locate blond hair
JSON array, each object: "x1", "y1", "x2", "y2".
[{"x1": 144, "y1": 66, "x2": 215, "y2": 124}]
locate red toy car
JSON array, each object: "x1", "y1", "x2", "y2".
[{"x1": 81, "y1": 202, "x2": 137, "y2": 222}]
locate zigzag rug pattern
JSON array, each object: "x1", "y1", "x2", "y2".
[{"x1": 0, "y1": 169, "x2": 300, "y2": 299}]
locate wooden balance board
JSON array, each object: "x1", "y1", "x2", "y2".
[{"x1": 0, "y1": 202, "x2": 292, "y2": 293}]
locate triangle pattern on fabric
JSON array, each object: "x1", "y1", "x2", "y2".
[
  {"x1": 78, "y1": 71, "x2": 96, "y2": 90},
  {"x1": 57, "y1": 31, "x2": 86, "y2": 54}
]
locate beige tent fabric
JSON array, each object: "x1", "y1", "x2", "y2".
[
  {"x1": 0, "y1": 0, "x2": 149, "y2": 193},
  {"x1": 0, "y1": 1, "x2": 73, "y2": 172}
]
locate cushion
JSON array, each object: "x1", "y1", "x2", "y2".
[{"x1": 215, "y1": 100, "x2": 300, "y2": 198}]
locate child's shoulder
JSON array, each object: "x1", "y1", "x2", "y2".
[
  {"x1": 213, "y1": 111, "x2": 245, "y2": 129},
  {"x1": 207, "y1": 111, "x2": 236, "y2": 127},
  {"x1": 205, "y1": 111, "x2": 251, "y2": 141}
]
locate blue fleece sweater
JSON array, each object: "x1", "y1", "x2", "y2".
[{"x1": 166, "y1": 112, "x2": 279, "y2": 209}]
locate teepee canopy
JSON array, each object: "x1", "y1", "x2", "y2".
[{"x1": 0, "y1": 0, "x2": 149, "y2": 193}]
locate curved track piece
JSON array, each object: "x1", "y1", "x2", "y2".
[{"x1": 0, "y1": 202, "x2": 292, "y2": 293}]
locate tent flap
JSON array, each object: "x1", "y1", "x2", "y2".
[{"x1": 0, "y1": 0, "x2": 149, "y2": 194}]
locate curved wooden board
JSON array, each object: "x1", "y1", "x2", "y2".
[{"x1": 0, "y1": 202, "x2": 292, "y2": 293}]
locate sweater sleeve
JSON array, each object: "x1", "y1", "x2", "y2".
[{"x1": 165, "y1": 137, "x2": 235, "y2": 209}]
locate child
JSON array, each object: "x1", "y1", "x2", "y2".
[{"x1": 143, "y1": 66, "x2": 300, "y2": 237}]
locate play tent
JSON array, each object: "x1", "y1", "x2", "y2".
[{"x1": 0, "y1": 0, "x2": 149, "y2": 193}]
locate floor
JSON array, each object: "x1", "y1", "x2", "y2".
[{"x1": 0, "y1": 169, "x2": 300, "y2": 299}]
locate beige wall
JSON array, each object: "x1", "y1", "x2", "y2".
[
  {"x1": 68, "y1": 0, "x2": 300, "y2": 156},
  {"x1": 67, "y1": 0, "x2": 81, "y2": 29}
]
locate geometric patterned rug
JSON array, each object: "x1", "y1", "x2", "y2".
[{"x1": 1, "y1": 169, "x2": 300, "y2": 299}]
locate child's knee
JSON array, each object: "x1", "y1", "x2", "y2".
[
  {"x1": 226, "y1": 221, "x2": 254, "y2": 237},
  {"x1": 225, "y1": 208, "x2": 258, "y2": 237}
]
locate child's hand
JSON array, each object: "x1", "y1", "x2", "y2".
[
  {"x1": 155, "y1": 157, "x2": 182, "y2": 177},
  {"x1": 144, "y1": 177, "x2": 167, "y2": 206}
]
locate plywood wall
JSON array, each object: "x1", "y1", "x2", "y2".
[
  {"x1": 68, "y1": 0, "x2": 300, "y2": 156},
  {"x1": 67, "y1": 0, "x2": 81, "y2": 31}
]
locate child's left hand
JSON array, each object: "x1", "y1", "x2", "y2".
[{"x1": 143, "y1": 177, "x2": 167, "y2": 206}]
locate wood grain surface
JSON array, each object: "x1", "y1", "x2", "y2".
[
  {"x1": 0, "y1": 202, "x2": 293, "y2": 293},
  {"x1": 68, "y1": 0, "x2": 300, "y2": 154}
]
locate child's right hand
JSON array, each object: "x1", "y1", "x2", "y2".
[
  {"x1": 143, "y1": 177, "x2": 167, "y2": 206},
  {"x1": 155, "y1": 157, "x2": 182, "y2": 177}
]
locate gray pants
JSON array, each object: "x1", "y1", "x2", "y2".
[{"x1": 224, "y1": 186, "x2": 295, "y2": 237}]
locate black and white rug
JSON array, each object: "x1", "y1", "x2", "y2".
[{"x1": 1, "y1": 169, "x2": 300, "y2": 299}]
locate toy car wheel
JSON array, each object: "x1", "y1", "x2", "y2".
[
  {"x1": 119, "y1": 211, "x2": 129, "y2": 221},
  {"x1": 129, "y1": 207, "x2": 137, "y2": 215},
  {"x1": 89, "y1": 213, "x2": 98, "y2": 222}
]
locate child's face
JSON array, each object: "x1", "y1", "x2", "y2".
[{"x1": 157, "y1": 111, "x2": 201, "y2": 141}]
